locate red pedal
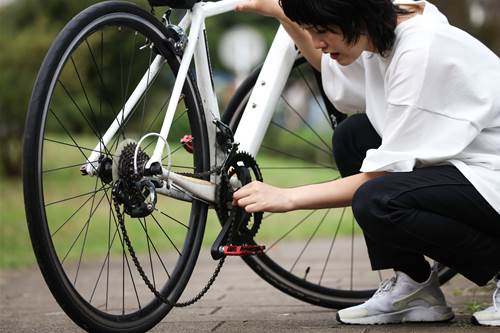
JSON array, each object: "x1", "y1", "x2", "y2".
[
  {"x1": 180, "y1": 134, "x2": 193, "y2": 153},
  {"x1": 223, "y1": 245, "x2": 265, "y2": 256}
]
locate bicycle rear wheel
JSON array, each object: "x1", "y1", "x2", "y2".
[
  {"x1": 223, "y1": 57, "x2": 456, "y2": 309},
  {"x1": 23, "y1": 2, "x2": 209, "y2": 332}
]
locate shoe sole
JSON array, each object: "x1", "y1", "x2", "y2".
[
  {"x1": 336, "y1": 306, "x2": 454, "y2": 325},
  {"x1": 471, "y1": 315, "x2": 500, "y2": 327}
]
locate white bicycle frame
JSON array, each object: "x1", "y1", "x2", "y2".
[{"x1": 84, "y1": 0, "x2": 299, "y2": 203}]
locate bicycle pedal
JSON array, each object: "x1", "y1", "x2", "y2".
[
  {"x1": 222, "y1": 245, "x2": 265, "y2": 256},
  {"x1": 180, "y1": 134, "x2": 193, "y2": 153}
]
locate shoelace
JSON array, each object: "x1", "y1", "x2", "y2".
[{"x1": 374, "y1": 276, "x2": 398, "y2": 296}]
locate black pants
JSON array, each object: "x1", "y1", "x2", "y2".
[{"x1": 333, "y1": 114, "x2": 500, "y2": 286}]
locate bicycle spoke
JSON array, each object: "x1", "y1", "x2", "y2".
[
  {"x1": 57, "y1": 79, "x2": 113, "y2": 158},
  {"x1": 115, "y1": 28, "x2": 138, "y2": 145},
  {"x1": 297, "y1": 66, "x2": 332, "y2": 127},
  {"x1": 51, "y1": 191, "x2": 99, "y2": 237},
  {"x1": 103, "y1": 189, "x2": 143, "y2": 310},
  {"x1": 100, "y1": 31, "x2": 104, "y2": 120},
  {"x1": 270, "y1": 120, "x2": 333, "y2": 157},
  {"x1": 290, "y1": 209, "x2": 330, "y2": 273},
  {"x1": 119, "y1": 215, "x2": 142, "y2": 313},
  {"x1": 281, "y1": 94, "x2": 333, "y2": 153},
  {"x1": 84, "y1": 38, "x2": 118, "y2": 121},
  {"x1": 61, "y1": 189, "x2": 108, "y2": 264},
  {"x1": 151, "y1": 214, "x2": 181, "y2": 256},
  {"x1": 319, "y1": 207, "x2": 347, "y2": 285},
  {"x1": 143, "y1": 95, "x2": 171, "y2": 136},
  {"x1": 143, "y1": 107, "x2": 187, "y2": 152},
  {"x1": 266, "y1": 210, "x2": 317, "y2": 252},
  {"x1": 69, "y1": 55, "x2": 99, "y2": 132},
  {"x1": 43, "y1": 160, "x2": 99, "y2": 174},
  {"x1": 106, "y1": 197, "x2": 112, "y2": 310},
  {"x1": 141, "y1": 218, "x2": 157, "y2": 288},
  {"x1": 161, "y1": 145, "x2": 184, "y2": 162},
  {"x1": 44, "y1": 137, "x2": 118, "y2": 158},
  {"x1": 89, "y1": 215, "x2": 120, "y2": 303},
  {"x1": 155, "y1": 208, "x2": 189, "y2": 229},
  {"x1": 45, "y1": 185, "x2": 108, "y2": 207},
  {"x1": 47, "y1": 110, "x2": 103, "y2": 174},
  {"x1": 74, "y1": 177, "x2": 101, "y2": 286},
  {"x1": 261, "y1": 144, "x2": 335, "y2": 169},
  {"x1": 140, "y1": 216, "x2": 172, "y2": 278}
]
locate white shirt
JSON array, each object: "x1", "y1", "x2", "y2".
[{"x1": 321, "y1": 2, "x2": 500, "y2": 213}]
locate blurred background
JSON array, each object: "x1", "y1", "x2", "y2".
[{"x1": 0, "y1": 0, "x2": 499, "y2": 270}]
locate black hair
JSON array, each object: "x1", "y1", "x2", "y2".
[{"x1": 279, "y1": 0, "x2": 414, "y2": 56}]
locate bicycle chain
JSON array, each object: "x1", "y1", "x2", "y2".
[
  {"x1": 111, "y1": 142, "x2": 260, "y2": 307},
  {"x1": 112, "y1": 178, "x2": 233, "y2": 308},
  {"x1": 111, "y1": 139, "x2": 234, "y2": 307}
]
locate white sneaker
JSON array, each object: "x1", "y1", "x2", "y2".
[
  {"x1": 336, "y1": 270, "x2": 454, "y2": 325},
  {"x1": 472, "y1": 279, "x2": 500, "y2": 326}
]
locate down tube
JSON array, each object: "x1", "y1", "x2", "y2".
[{"x1": 233, "y1": 26, "x2": 299, "y2": 156}]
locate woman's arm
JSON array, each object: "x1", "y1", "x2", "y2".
[
  {"x1": 236, "y1": 0, "x2": 322, "y2": 71},
  {"x1": 233, "y1": 171, "x2": 386, "y2": 213}
]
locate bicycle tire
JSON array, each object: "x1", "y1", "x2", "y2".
[
  {"x1": 223, "y1": 56, "x2": 456, "y2": 309},
  {"x1": 23, "y1": 2, "x2": 209, "y2": 332}
]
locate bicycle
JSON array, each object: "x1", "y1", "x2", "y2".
[{"x1": 23, "y1": 0, "x2": 456, "y2": 331}]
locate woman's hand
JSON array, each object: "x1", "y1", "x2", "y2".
[
  {"x1": 232, "y1": 181, "x2": 295, "y2": 213},
  {"x1": 235, "y1": 0, "x2": 285, "y2": 20}
]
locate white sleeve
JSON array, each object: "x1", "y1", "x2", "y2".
[
  {"x1": 321, "y1": 54, "x2": 366, "y2": 114},
  {"x1": 360, "y1": 104, "x2": 481, "y2": 172},
  {"x1": 360, "y1": 38, "x2": 495, "y2": 172}
]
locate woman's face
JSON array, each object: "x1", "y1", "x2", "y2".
[{"x1": 304, "y1": 26, "x2": 372, "y2": 66}]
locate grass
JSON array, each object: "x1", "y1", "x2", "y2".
[
  {"x1": 0, "y1": 135, "x2": 360, "y2": 270},
  {"x1": 1, "y1": 177, "x2": 34, "y2": 269}
]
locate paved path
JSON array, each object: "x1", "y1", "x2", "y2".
[{"x1": 1, "y1": 240, "x2": 498, "y2": 332}]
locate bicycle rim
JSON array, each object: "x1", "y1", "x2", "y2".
[
  {"x1": 223, "y1": 57, "x2": 456, "y2": 309},
  {"x1": 23, "y1": 2, "x2": 209, "y2": 331}
]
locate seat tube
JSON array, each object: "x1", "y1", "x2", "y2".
[{"x1": 233, "y1": 26, "x2": 299, "y2": 156}]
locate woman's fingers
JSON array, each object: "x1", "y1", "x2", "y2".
[
  {"x1": 244, "y1": 203, "x2": 261, "y2": 213},
  {"x1": 232, "y1": 181, "x2": 293, "y2": 213},
  {"x1": 235, "y1": 0, "x2": 282, "y2": 18},
  {"x1": 235, "y1": 0, "x2": 257, "y2": 13}
]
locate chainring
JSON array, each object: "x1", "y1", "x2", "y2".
[{"x1": 217, "y1": 152, "x2": 263, "y2": 243}]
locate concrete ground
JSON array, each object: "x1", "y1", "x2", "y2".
[{"x1": 1, "y1": 239, "x2": 498, "y2": 333}]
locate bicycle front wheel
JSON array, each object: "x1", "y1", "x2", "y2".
[
  {"x1": 223, "y1": 57, "x2": 456, "y2": 309},
  {"x1": 23, "y1": 2, "x2": 209, "y2": 332}
]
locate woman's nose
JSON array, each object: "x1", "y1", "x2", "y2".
[{"x1": 311, "y1": 37, "x2": 326, "y2": 50}]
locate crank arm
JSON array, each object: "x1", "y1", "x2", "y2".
[{"x1": 210, "y1": 215, "x2": 233, "y2": 260}]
